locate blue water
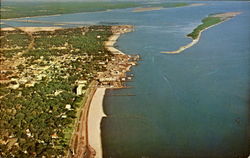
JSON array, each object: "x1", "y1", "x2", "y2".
[{"x1": 2, "y1": 1, "x2": 249, "y2": 157}]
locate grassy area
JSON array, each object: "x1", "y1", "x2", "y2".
[
  {"x1": 0, "y1": 30, "x2": 31, "y2": 57},
  {"x1": 187, "y1": 16, "x2": 223, "y2": 39},
  {"x1": 0, "y1": 2, "x2": 141, "y2": 19}
]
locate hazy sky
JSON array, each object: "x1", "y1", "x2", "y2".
[
  {"x1": 1, "y1": 0, "x2": 188, "y2": 2},
  {"x1": 2, "y1": 0, "x2": 246, "y2": 2},
  {"x1": 2, "y1": 0, "x2": 167, "y2": 1},
  {"x1": 2, "y1": 0, "x2": 144, "y2": 1},
  {"x1": 0, "y1": 0, "x2": 223, "y2": 1}
]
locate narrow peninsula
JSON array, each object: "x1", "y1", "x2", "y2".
[{"x1": 161, "y1": 12, "x2": 241, "y2": 54}]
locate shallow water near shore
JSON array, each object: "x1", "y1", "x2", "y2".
[
  {"x1": 2, "y1": 1, "x2": 250, "y2": 158},
  {"x1": 102, "y1": 2, "x2": 250, "y2": 158}
]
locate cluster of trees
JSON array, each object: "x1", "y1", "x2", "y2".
[
  {"x1": 26, "y1": 26, "x2": 113, "y2": 65},
  {"x1": 68, "y1": 28, "x2": 112, "y2": 55},
  {"x1": 187, "y1": 16, "x2": 222, "y2": 39},
  {"x1": 2, "y1": 49, "x2": 25, "y2": 58},
  {"x1": 1, "y1": 31, "x2": 30, "y2": 49},
  {"x1": 1, "y1": 31, "x2": 30, "y2": 58},
  {"x1": 34, "y1": 26, "x2": 112, "y2": 56},
  {"x1": 0, "y1": 26, "x2": 114, "y2": 157},
  {"x1": 0, "y1": 79, "x2": 79, "y2": 157}
]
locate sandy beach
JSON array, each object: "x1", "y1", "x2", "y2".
[
  {"x1": 104, "y1": 25, "x2": 134, "y2": 55},
  {"x1": 0, "y1": 27, "x2": 62, "y2": 33},
  {"x1": 88, "y1": 88, "x2": 107, "y2": 158},
  {"x1": 189, "y1": 3, "x2": 206, "y2": 7},
  {"x1": 105, "y1": 34, "x2": 125, "y2": 55},
  {"x1": 86, "y1": 25, "x2": 135, "y2": 158},
  {"x1": 132, "y1": 7, "x2": 164, "y2": 12}
]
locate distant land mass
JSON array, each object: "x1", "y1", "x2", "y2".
[
  {"x1": 0, "y1": 1, "x2": 192, "y2": 19},
  {"x1": 1, "y1": 0, "x2": 248, "y2": 19},
  {"x1": 1, "y1": 0, "x2": 250, "y2": 2}
]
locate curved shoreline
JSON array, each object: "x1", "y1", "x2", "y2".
[
  {"x1": 161, "y1": 21, "x2": 223, "y2": 54},
  {"x1": 66, "y1": 25, "x2": 136, "y2": 158},
  {"x1": 87, "y1": 88, "x2": 106, "y2": 158},
  {"x1": 105, "y1": 33, "x2": 125, "y2": 55},
  {"x1": 161, "y1": 12, "x2": 241, "y2": 54},
  {"x1": 87, "y1": 25, "x2": 136, "y2": 158}
]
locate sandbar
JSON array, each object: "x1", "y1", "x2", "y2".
[
  {"x1": 133, "y1": 7, "x2": 164, "y2": 12},
  {"x1": 189, "y1": 3, "x2": 206, "y2": 7},
  {"x1": 0, "y1": 27, "x2": 62, "y2": 33}
]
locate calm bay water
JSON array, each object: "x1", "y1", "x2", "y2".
[{"x1": 2, "y1": 1, "x2": 250, "y2": 157}]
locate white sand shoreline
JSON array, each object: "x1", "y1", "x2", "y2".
[
  {"x1": 87, "y1": 25, "x2": 134, "y2": 158},
  {"x1": 132, "y1": 7, "x2": 164, "y2": 13},
  {"x1": 105, "y1": 33, "x2": 125, "y2": 55},
  {"x1": 161, "y1": 20, "x2": 229, "y2": 54},
  {"x1": 0, "y1": 27, "x2": 62, "y2": 32},
  {"x1": 87, "y1": 88, "x2": 107, "y2": 158}
]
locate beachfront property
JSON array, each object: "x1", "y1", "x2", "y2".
[
  {"x1": 76, "y1": 80, "x2": 87, "y2": 96},
  {"x1": 0, "y1": 24, "x2": 139, "y2": 157},
  {"x1": 97, "y1": 54, "x2": 138, "y2": 88}
]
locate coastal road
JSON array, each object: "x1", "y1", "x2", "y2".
[{"x1": 70, "y1": 81, "x2": 97, "y2": 158}]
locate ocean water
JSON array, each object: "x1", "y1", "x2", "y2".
[{"x1": 2, "y1": 1, "x2": 250, "y2": 158}]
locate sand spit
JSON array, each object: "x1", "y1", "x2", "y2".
[
  {"x1": 189, "y1": 3, "x2": 206, "y2": 7},
  {"x1": 211, "y1": 12, "x2": 241, "y2": 19},
  {"x1": 133, "y1": 7, "x2": 164, "y2": 12},
  {"x1": 161, "y1": 22, "x2": 226, "y2": 54},
  {"x1": 87, "y1": 88, "x2": 106, "y2": 158},
  {"x1": 2, "y1": 14, "x2": 62, "y2": 20},
  {"x1": 161, "y1": 12, "x2": 241, "y2": 54},
  {"x1": 0, "y1": 27, "x2": 62, "y2": 33},
  {"x1": 132, "y1": 3, "x2": 206, "y2": 13},
  {"x1": 0, "y1": 27, "x2": 16, "y2": 32}
]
